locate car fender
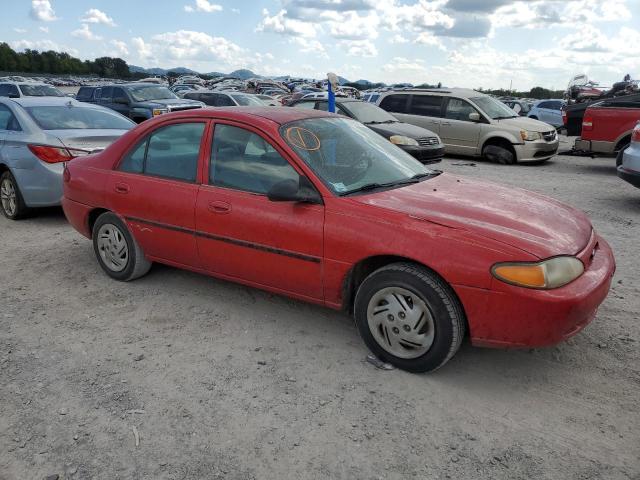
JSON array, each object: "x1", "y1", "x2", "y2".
[
  {"x1": 480, "y1": 131, "x2": 521, "y2": 150},
  {"x1": 614, "y1": 129, "x2": 633, "y2": 148}
]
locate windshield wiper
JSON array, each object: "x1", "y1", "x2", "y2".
[
  {"x1": 366, "y1": 120, "x2": 397, "y2": 125},
  {"x1": 493, "y1": 115, "x2": 517, "y2": 120},
  {"x1": 342, "y1": 171, "x2": 441, "y2": 196}
]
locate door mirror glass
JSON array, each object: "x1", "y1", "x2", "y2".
[
  {"x1": 267, "y1": 176, "x2": 322, "y2": 204},
  {"x1": 468, "y1": 112, "x2": 480, "y2": 122}
]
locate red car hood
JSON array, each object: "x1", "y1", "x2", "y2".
[{"x1": 351, "y1": 173, "x2": 592, "y2": 259}]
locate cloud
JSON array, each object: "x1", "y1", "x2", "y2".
[
  {"x1": 390, "y1": 34, "x2": 409, "y2": 44},
  {"x1": 132, "y1": 37, "x2": 153, "y2": 60},
  {"x1": 71, "y1": 24, "x2": 102, "y2": 41},
  {"x1": 342, "y1": 39, "x2": 378, "y2": 57},
  {"x1": 110, "y1": 40, "x2": 129, "y2": 57},
  {"x1": 39, "y1": 26, "x2": 49, "y2": 33},
  {"x1": 80, "y1": 8, "x2": 116, "y2": 26},
  {"x1": 184, "y1": 0, "x2": 223, "y2": 13},
  {"x1": 446, "y1": 0, "x2": 513, "y2": 13},
  {"x1": 435, "y1": 14, "x2": 492, "y2": 37},
  {"x1": 14, "y1": 28, "x2": 27, "y2": 33},
  {"x1": 257, "y1": 9, "x2": 318, "y2": 37},
  {"x1": 10, "y1": 39, "x2": 78, "y2": 56},
  {"x1": 381, "y1": 57, "x2": 429, "y2": 83},
  {"x1": 30, "y1": 0, "x2": 57, "y2": 21}
]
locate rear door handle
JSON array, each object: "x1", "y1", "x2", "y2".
[
  {"x1": 114, "y1": 183, "x2": 129, "y2": 194},
  {"x1": 208, "y1": 201, "x2": 231, "y2": 214},
  {"x1": 441, "y1": 122, "x2": 451, "y2": 126}
]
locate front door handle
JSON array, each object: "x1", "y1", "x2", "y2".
[
  {"x1": 208, "y1": 201, "x2": 231, "y2": 214},
  {"x1": 441, "y1": 121, "x2": 451, "y2": 126},
  {"x1": 114, "y1": 183, "x2": 129, "y2": 194}
]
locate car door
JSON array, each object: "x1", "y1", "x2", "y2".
[
  {"x1": 195, "y1": 121, "x2": 324, "y2": 300},
  {"x1": 439, "y1": 98, "x2": 482, "y2": 155},
  {"x1": 110, "y1": 87, "x2": 131, "y2": 117},
  {"x1": 107, "y1": 120, "x2": 208, "y2": 267}
]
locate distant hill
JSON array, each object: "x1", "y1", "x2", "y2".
[{"x1": 128, "y1": 65, "x2": 353, "y2": 83}]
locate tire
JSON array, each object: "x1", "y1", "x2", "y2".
[
  {"x1": 92, "y1": 212, "x2": 151, "y2": 281},
  {"x1": 354, "y1": 262, "x2": 466, "y2": 373},
  {"x1": 616, "y1": 146, "x2": 627, "y2": 167},
  {"x1": 482, "y1": 144, "x2": 516, "y2": 165},
  {"x1": 0, "y1": 170, "x2": 29, "y2": 220}
]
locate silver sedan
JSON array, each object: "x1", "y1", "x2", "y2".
[
  {"x1": 0, "y1": 96, "x2": 135, "y2": 219},
  {"x1": 617, "y1": 123, "x2": 640, "y2": 190}
]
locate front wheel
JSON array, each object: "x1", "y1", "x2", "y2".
[
  {"x1": 92, "y1": 212, "x2": 151, "y2": 281},
  {"x1": 354, "y1": 263, "x2": 466, "y2": 373}
]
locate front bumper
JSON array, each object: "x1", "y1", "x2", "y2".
[
  {"x1": 513, "y1": 138, "x2": 559, "y2": 162},
  {"x1": 617, "y1": 166, "x2": 640, "y2": 188},
  {"x1": 457, "y1": 234, "x2": 615, "y2": 348},
  {"x1": 400, "y1": 145, "x2": 445, "y2": 164}
]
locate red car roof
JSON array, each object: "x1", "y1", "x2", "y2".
[{"x1": 173, "y1": 106, "x2": 335, "y2": 125}]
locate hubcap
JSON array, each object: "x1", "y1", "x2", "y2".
[
  {"x1": 1, "y1": 178, "x2": 17, "y2": 217},
  {"x1": 97, "y1": 224, "x2": 129, "y2": 272},
  {"x1": 367, "y1": 287, "x2": 435, "y2": 359}
]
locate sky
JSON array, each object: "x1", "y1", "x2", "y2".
[{"x1": 2, "y1": 0, "x2": 639, "y2": 90}]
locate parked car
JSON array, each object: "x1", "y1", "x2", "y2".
[
  {"x1": 290, "y1": 98, "x2": 444, "y2": 164},
  {"x1": 502, "y1": 99, "x2": 532, "y2": 117},
  {"x1": 565, "y1": 93, "x2": 640, "y2": 141},
  {"x1": 255, "y1": 94, "x2": 279, "y2": 106},
  {"x1": 0, "y1": 81, "x2": 65, "y2": 98},
  {"x1": 0, "y1": 96, "x2": 135, "y2": 219},
  {"x1": 77, "y1": 83, "x2": 204, "y2": 123},
  {"x1": 376, "y1": 89, "x2": 559, "y2": 164},
  {"x1": 527, "y1": 99, "x2": 564, "y2": 128},
  {"x1": 62, "y1": 107, "x2": 614, "y2": 372},
  {"x1": 183, "y1": 91, "x2": 264, "y2": 107},
  {"x1": 574, "y1": 97, "x2": 640, "y2": 155},
  {"x1": 617, "y1": 123, "x2": 640, "y2": 189}
]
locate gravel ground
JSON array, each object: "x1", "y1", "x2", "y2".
[{"x1": 1, "y1": 137, "x2": 639, "y2": 480}]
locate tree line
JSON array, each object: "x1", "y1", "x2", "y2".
[{"x1": 0, "y1": 42, "x2": 131, "y2": 78}]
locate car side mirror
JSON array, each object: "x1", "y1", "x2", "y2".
[
  {"x1": 267, "y1": 176, "x2": 322, "y2": 204},
  {"x1": 468, "y1": 112, "x2": 481, "y2": 122}
]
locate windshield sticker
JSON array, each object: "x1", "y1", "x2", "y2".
[
  {"x1": 333, "y1": 182, "x2": 347, "y2": 192},
  {"x1": 285, "y1": 127, "x2": 321, "y2": 151}
]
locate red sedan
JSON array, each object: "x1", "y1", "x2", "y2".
[{"x1": 62, "y1": 107, "x2": 615, "y2": 372}]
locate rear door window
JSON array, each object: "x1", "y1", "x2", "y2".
[
  {"x1": 379, "y1": 94, "x2": 409, "y2": 114},
  {"x1": 118, "y1": 122, "x2": 206, "y2": 182},
  {"x1": 409, "y1": 95, "x2": 443, "y2": 117}
]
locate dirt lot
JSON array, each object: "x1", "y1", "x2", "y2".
[{"x1": 1, "y1": 137, "x2": 639, "y2": 480}]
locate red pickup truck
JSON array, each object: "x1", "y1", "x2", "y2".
[{"x1": 574, "y1": 95, "x2": 640, "y2": 155}]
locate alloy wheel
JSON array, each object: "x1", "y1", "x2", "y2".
[{"x1": 0, "y1": 178, "x2": 17, "y2": 217}]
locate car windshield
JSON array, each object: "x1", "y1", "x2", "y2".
[
  {"x1": 19, "y1": 84, "x2": 64, "y2": 97},
  {"x1": 128, "y1": 85, "x2": 177, "y2": 102},
  {"x1": 471, "y1": 96, "x2": 517, "y2": 119},
  {"x1": 230, "y1": 94, "x2": 264, "y2": 106},
  {"x1": 281, "y1": 117, "x2": 433, "y2": 195},
  {"x1": 342, "y1": 101, "x2": 397, "y2": 124},
  {"x1": 25, "y1": 105, "x2": 135, "y2": 130}
]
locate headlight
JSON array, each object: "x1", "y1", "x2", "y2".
[
  {"x1": 491, "y1": 256, "x2": 584, "y2": 289},
  {"x1": 520, "y1": 130, "x2": 542, "y2": 141},
  {"x1": 152, "y1": 108, "x2": 168, "y2": 116},
  {"x1": 389, "y1": 135, "x2": 419, "y2": 146}
]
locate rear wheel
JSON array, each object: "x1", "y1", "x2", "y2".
[
  {"x1": 354, "y1": 263, "x2": 466, "y2": 373},
  {"x1": 92, "y1": 212, "x2": 151, "y2": 281},
  {"x1": 0, "y1": 171, "x2": 28, "y2": 220}
]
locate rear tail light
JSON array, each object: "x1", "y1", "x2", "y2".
[
  {"x1": 561, "y1": 109, "x2": 567, "y2": 125},
  {"x1": 582, "y1": 114, "x2": 593, "y2": 131},
  {"x1": 28, "y1": 145, "x2": 87, "y2": 164}
]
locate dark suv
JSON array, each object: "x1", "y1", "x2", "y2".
[{"x1": 76, "y1": 83, "x2": 204, "y2": 123}]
